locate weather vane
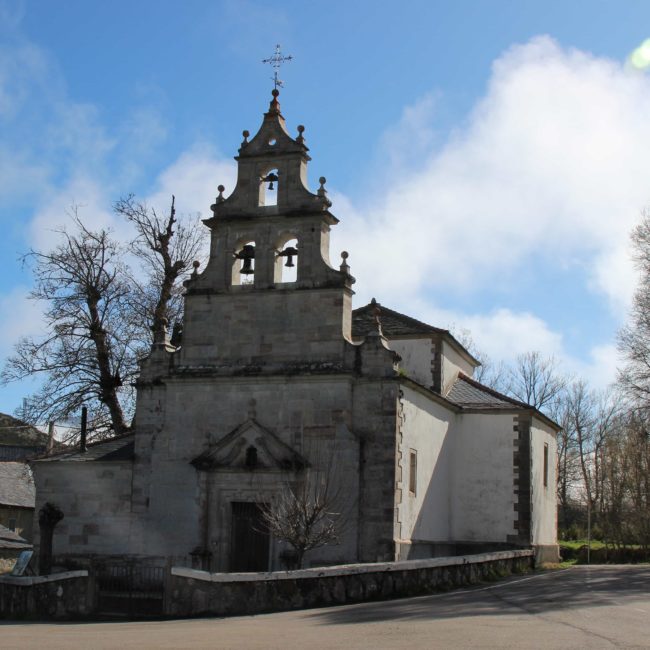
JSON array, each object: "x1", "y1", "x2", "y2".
[{"x1": 262, "y1": 44, "x2": 293, "y2": 90}]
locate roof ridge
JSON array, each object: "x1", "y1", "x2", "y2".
[{"x1": 31, "y1": 430, "x2": 135, "y2": 461}]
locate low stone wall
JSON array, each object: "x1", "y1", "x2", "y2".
[
  {"x1": 167, "y1": 549, "x2": 535, "y2": 617},
  {"x1": 0, "y1": 571, "x2": 93, "y2": 619}
]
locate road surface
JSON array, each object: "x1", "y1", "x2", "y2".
[{"x1": 2, "y1": 565, "x2": 649, "y2": 649}]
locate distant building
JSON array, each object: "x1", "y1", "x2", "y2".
[
  {"x1": 31, "y1": 89, "x2": 559, "y2": 572},
  {"x1": 0, "y1": 462, "x2": 35, "y2": 542},
  {"x1": 0, "y1": 523, "x2": 31, "y2": 574},
  {"x1": 0, "y1": 413, "x2": 51, "y2": 461}
]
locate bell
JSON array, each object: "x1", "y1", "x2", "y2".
[
  {"x1": 264, "y1": 172, "x2": 278, "y2": 191},
  {"x1": 240, "y1": 257, "x2": 254, "y2": 275},
  {"x1": 284, "y1": 256, "x2": 294, "y2": 268},
  {"x1": 236, "y1": 244, "x2": 255, "y2": 275}
]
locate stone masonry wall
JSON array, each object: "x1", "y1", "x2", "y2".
[
  {"x1": 0, "y1": 571, "x2": 92, "y2": 619},
  {"x1": 167, "y1": 550, "x2": 534, "y2": 617}
]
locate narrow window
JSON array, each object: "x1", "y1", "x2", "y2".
[
  {"x1": 543, "y1": 443, "x2": 549, "y2": 488},
  {"x1": 8, "y1": 518, "x2": 16, "y2": 531},
  {"x1": 409, "y1": 450, "x2": 417, "y2": 495},
  {"x1": 245, "y1": 446, "x2": 258, "y2": 469}
]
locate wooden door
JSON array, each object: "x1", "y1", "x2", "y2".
[{"x1": 230, "y1": 502, "x2": 270, "y2": 572}]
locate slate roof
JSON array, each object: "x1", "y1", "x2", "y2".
[
  {"x1": 0, "y1": 523, "x2": 31, "y2": 550},
  {"x1": 353, "y1": 302, "x2": 448, "y2": 338},
  {"x1": 35, "y1": 433, "x2": 135, "y2": 463},
  {"x1": 0, "y1": 462, "x2": 35, "y2": 508},
  {"x1": 352, "y1": 302, "x2": 480, "y2": 366},
  {"x1": 447, "y1": 373, "x2": 530, "y2": 410}
]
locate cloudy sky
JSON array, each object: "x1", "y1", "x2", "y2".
[{"x1": 1, "y1": 0, "x2": 649, "y2": 418}]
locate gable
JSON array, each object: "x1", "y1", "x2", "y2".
[{"x1": 191, "y1": 419, "x2": 307, "y2": 472}]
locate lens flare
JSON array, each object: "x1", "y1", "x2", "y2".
[{"x1": 630, "y1": 38, "x2": 650, "y2": 70}]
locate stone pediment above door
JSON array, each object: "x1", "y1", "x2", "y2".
[{"x1": 191, "y1": 419, "x2": 307, "y2": 472}]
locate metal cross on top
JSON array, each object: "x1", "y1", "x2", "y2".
[{"x1": 262, "y1": 44, "x2": 293, "y2": 89}]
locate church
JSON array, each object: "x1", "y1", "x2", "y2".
[{"x1": 31, "y1": 88, "x2": 559, "y2": 572}]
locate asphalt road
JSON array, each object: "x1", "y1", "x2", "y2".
[{"x1": 2, "y1": 565, "x2": 650, "y2": 649}]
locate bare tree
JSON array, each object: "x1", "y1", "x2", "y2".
[
  {"x1": 260, "y1": 445, "x2": 350, "y2": 569},
  {"x1": 2, "y1": 215, "x2": 138, "y2": 435},
  {"x1": 619, "y1": 210, "x2": 650, "y2": 407},
  {"x1": 505, "y1": 351, "x2": 567, "y2": 412},
  {"x1": 2, "y1": 197, "x2": 208, "y2": 440},
  {"x1": 114, "y1": 194, "x2": 205, "y2": 342},
  {"x1": 449, "y1": 327, "x2": 507, "y2": 391}
]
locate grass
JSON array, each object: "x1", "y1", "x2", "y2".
[{"x1": 560, "y1": 539, "x2": 608, "y2": 551}]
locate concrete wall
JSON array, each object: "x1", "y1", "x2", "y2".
[
  {"x1": 167, "y1": 550, "x2": 534, "y2": 617},
  {"x1": 397, "y1": 385, "x2": 453, "y2": 555},
  {"x1": 31, "y1": 461, "x2": 134, "y2": 562},
  {"x1": 388, "y1": 338, "x2": 433, "y2": 387},
  {"x1": 530, "y1": 417, "x2": 558, "y2": 552},
  {"x1": 450, "y1": 412, "x2": 516, "y2": 543}
]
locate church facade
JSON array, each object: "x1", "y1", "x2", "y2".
[{"x1": 31, "y1": 90, "x2": 559, "y2": 571}]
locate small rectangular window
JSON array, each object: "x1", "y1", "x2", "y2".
[
  {"x1": 409, "y1": 450, "x2": 417, "y2": 495},
  {"x1": 543, "y1": 443, "x2": 549, "y2": 488},
  {"x1": 8, "y1": 518, "x2": 16, "y2": 531}
]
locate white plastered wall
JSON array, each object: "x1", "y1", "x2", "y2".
[
  {"x1": 397, "y1": 385, "x2": 452, "y2": 543},
  {"x1": 530, "y1": 417, "x2": 558, "y2": 545},
  {"x1": 388, "y1": 338, "x2": 433, "y2": 387},
  {"x1": 441, "y1": 341, "x2": 475, "y2": 394},
  {"x1": 450, "y1": 412, "x2": 516, "y2": 542}
]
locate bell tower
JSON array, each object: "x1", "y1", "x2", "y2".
[{"x1": 178, "y1": 89, "x2": 355, "y2": 368}]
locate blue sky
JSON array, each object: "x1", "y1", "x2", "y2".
[{"x1": 1, "y1": 0, "x2": 650, "y2": 418}]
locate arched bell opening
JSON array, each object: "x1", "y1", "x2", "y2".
[
  {"x1": 274, "y1": 236, "x2": 298, "y2": 284},
  {"x1": 232, "y1": 240, "x2": 256, "y2": 286},
  {"x1": 258, "y1": 167, "x2": 278, "y2": 207}
]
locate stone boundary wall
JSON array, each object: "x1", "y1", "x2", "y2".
[
  {"x1": 168, "y1": 549, "x2": 535, "y2": 617},
  {"x1": 0, "y1": 570, "x2": 93, "y2": 619}
]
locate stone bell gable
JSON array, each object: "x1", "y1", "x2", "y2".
[{"x1": 147, "y1": 88, "x2": 357, "y2": 373}]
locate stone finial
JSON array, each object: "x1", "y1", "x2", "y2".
[
  {"x1": 191, "y1": 260, "x2": 200, "y2": 278},
  {"x1": 370, "y1": 298, "x2": 384, "y2": 337},
  {"x1": 340, "y1": 250, "x2": 350, "y2": 274},
  {"x1": 216, "y1": 185, "x2": 225, "y2": 204},
  {"x1": 242, "y1": 130, "x2": 250, "y2": 146},
  {"x1": 317, "y1": 177, "x2": 330, "y2": 205},
  {"x1": 296, "y1": 124, "x2": 305, "y2": 144},
  {"x1": 268, "y1": 88, "x2": 281, "y2": 115}
]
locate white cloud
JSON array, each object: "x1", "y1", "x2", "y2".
[
  {"x1": 331, "y1": 36, "x2": 650, "y2": 315},
  {"x1": 145, "y1": 145, "x2": 236, "y2": 217},
  {"x1": 0, "y1": 285, "x2": 44, "y2": 359}
]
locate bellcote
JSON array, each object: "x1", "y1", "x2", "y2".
[{"x1": 187, "y1": 89, "x2": 354, "y2": 294}]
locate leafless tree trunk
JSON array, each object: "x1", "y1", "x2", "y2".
[
  {"x1": 114, "y1": 195, "x2": 205, "y2": 344},
  {"x1": 2, "y1": 215, "x2": 135, "y2": 435}
]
